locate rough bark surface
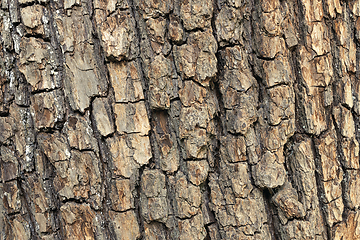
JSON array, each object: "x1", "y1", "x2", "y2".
[{"x1": 0, "y1": 0, "x2": 360, "y2": 239}]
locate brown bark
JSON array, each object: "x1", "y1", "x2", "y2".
[{"x1": 0, "y1": 0, "x2": 359, "y2": 239}]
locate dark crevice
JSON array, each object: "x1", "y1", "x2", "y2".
[
  {"x1": 17, "y1": 175, "x2": 41, "y2": 240},
  {"x1": 203, "y1": 180, "x2": 217, "y2": 226},
  {"x1": 23, "y1": 33, "x2": 51, "y2": 42},
  {"x1": 290, "y1": 44, "x2": 308, "y2": 135},
  {"x1": 134, "y1": 165, "x2": 145, "y2": 240},
  {"x1": 265, "y1": 82, "x2": 290, "y2": 90},
  {"x1": 210, "y1": 2, "x2": 236, "y2": 238},
  {"x1": 165, "y1": 175, "x2": 180, "y2": 239},
  {"x1": 251, "y1": 64, "x2": 266, "y2": 107},
  {"x1": 126, "y1": 0, "x2": 162, "y2": 238},
  {"x1": 30, "y1": 87, "x2": 62, "y2": 95},
  {"x1": 88, "y1": 99, "x2": 114, "y2": 240},
  {"x1": 18, "y1": 0, "x2": 45, "y2": 8},
  {"x1": 283, "y1": 135, "x2": 297, "y2": 194},
  {"x1": 262, "y1": 188, "x2": 279, "y2": 240},
  {"x1": 256, "y1": 55, "x2": 277, "y2": 61},
  {"x1": 60, "y1": 197, "x2": 89, "y2": 205},
  {"x1": 328, "y1": 2, "x2": 355, "y2": 226},
  {"x1": 311, "y1": 137, "x2": 332, "y2": 238},
  {"x1": 87, "y1": 0, "x2": 121, "y2": 237},
  {"x1": 332, "y1": 111, "x2": 352, "y2": 218},
  {"x1": 213, "y1": 49, "x2": 228, "y2": 138}
]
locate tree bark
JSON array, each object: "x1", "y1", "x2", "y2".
[{"x1": 0, "y1": 0, "x2": 359, "y2": 239}]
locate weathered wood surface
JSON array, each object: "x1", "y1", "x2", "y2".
[{"x1": 0, "y1": 0, "x2": 359, "y2": 239}]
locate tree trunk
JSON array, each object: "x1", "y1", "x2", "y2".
[{"x1": 0, "y1": 0, "x2": 359, "y2": 239}]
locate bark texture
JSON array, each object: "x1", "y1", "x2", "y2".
[{"x1": 0, "y1": 0, "x2": 359, "y2": 239}]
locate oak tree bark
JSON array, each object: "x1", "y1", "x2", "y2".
[{"x1": 0, "y1": 0, "x2": 359, "y2": 239}]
